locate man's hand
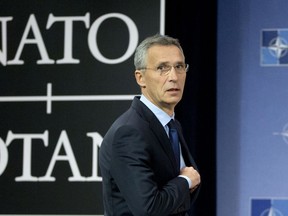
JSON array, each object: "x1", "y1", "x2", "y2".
[{"x1": 180, "y1": 166, "x2": 201, "y2": 192}]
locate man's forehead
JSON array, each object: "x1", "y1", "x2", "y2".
[{"x1": 147, "y1": 45, "x2": 184, "y2": 63}]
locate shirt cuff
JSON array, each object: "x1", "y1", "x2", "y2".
[{"x1": 178, "y1": 175, "x2": 192, "y2": 189}]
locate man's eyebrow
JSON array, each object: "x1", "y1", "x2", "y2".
[
  {"x1": 157, "y1": 61, "x2": 185, "y2": 65},
  {"x1": 156, "y1": 61, "x2": 170, "y2": 65}
]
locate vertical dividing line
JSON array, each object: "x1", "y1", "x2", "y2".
[
  {"x1": 46, "y1": 83, "x2": 52, "y2": 114},
  {"x1": 160, "y1": 0, "x2": 165, "y2": 34}
]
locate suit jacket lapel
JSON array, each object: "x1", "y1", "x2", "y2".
[
  {"x1": 149, "y1": 117, "x2": 179, "y2": 172},
  {"x1": 174, "y1": 119, "x2": 199, "y2": 171},
  {"x1": 131, "y1": 97, "x2": 179, "y2": 172}
]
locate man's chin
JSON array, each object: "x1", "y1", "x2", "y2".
[{"x1": 165, "y1": 98, "x2": 181, "y2": 106}]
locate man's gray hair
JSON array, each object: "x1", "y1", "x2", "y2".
[{"x1": 134, "y1": 34, "x2": 184, "y2": 70}]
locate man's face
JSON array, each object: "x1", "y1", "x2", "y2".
[{"x1": 135, "y1": 45, "x2": 187, "y2": 115}]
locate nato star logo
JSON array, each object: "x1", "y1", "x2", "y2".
[
  {"x1": 261, "y1": 29, "x2": 288, "y2": 66},
  {"x1": 251, "y1": 198, "x2": 288, "y2": 216},
  {"x1": 273, "y1": 123, "x2": 288, "y2": 145}
]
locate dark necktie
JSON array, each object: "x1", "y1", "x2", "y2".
[{"x1": 168, "y1": 119, "x2": 180, "y2": 168}]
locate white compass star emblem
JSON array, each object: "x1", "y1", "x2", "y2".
[
  {"x1": 268, "y1": 36, "x2": 288, "y2": 59},
  {"x1": 273, "y1": 123, "x2": 288, "y2": 145},
  {"x1": 260, "y1": 207, "x2": 283, "y2": 216}
]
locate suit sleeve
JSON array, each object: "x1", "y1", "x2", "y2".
[{"x1": 110, "y1": 125, "x2": 191, "y2": 216}]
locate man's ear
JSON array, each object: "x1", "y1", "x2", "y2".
[{"x1": 135, "y1": 70, "x2": 146, "y2": 88}]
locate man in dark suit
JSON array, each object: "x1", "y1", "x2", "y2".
[{"x1": 99, "y1": 34, "x2": 201, "y2": 216}]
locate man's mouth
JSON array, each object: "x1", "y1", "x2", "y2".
[{"x1": 167, "y1": 88, "x2": 179, "y2": 92}]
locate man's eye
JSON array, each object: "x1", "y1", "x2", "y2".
[
  {"x1": 175, "y1": 64, "x2": 184, "y2": 69},
  {"x1": 157, "y1": 65, "x2": 170, "y2": 71}
]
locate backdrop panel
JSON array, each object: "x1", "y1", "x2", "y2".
[
  {"x1": 0, "y1": 0, "x2": 164, "y2": 214},
  {"x1": 218, "y1": 0, "x2": 288, "y2": 215}
]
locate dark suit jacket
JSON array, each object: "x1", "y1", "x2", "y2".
[{"x1": 99, "y1": 96, "x2": 200, "y2": 216}]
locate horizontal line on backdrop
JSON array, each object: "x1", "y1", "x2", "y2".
[{"x1": 0, "y1": 95, "x2": 135, "y2": 101}]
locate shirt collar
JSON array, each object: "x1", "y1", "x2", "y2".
[{"x1": 140, "y1": 94, "x2": 174, "y2": 127}]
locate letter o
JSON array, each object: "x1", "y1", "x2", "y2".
[
  {"x1": 0, "y1": 138, "x2": 8, "y2": 175},
  {"x1": 88, "y1": 13, "x2": 138, "y2": 64}
]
